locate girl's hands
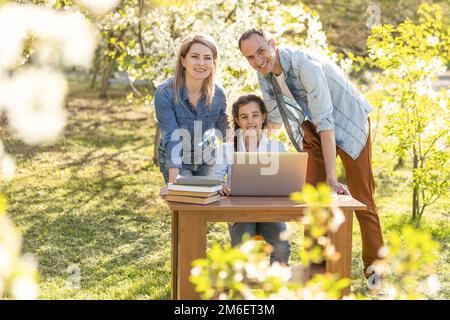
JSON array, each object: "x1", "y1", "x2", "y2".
[{"x1": 219, "y1": 183, "x2": 231, "y2": 197}]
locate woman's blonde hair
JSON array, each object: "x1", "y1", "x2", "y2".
[{"x1": 173, "y1": 34, "x2": 218, "y2": 106}]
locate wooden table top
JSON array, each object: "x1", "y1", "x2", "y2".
[{"x1": 168, "y1": 195, "x2": 366, "y2": 211}]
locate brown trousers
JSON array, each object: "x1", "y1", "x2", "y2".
[{"x1": 301, "y1": 119, "x2": 384, "y2": 276}]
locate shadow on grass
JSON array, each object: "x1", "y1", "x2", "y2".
[
  {"x1": 2, "y1": 92, "x2": 156, "y2": 164},
  {"x1": 1, "y1": 86, "x2": 172, "y2": 299}
]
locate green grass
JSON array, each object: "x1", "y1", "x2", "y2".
[{"x1": 1, "y1": 83, "x2": 448, "y2": 299}]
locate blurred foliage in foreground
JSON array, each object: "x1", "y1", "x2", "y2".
[
  {"x1": 0, "y1": 195, "x2": 39, "y2": 299},
  {"x1": 190, "y1": 184, "x2": 442, "y2": 300}
]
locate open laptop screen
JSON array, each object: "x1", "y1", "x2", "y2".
[{"x1": 230, "y1": 152, "x2": 308, "y2": 196}]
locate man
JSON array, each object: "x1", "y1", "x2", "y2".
[{"x1": 238, "y1": 28, "x2": 383, "y2": 279}]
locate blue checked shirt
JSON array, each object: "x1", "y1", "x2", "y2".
[{"x1": 154, "y1": 78, "x2": 230, "y2": 170}]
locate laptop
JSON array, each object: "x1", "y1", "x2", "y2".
[{"x1": 230, "y1": 152, "x2": 308, "y2": 196}]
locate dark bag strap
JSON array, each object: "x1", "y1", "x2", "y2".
[{"x1": 269, "y1": 74, "x2": 303, "y2": 152}]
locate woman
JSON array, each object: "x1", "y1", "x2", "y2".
[
  {"x1": 214, "y1": 94, "x2": 290, "y2": 265},
  {"x1": 154, "y1": 34, "x2": 230, "y2": 197}
]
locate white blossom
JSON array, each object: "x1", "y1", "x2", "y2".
[
  {"x1": 339, "y1": 58, "x2": 353, "y2": 75},
  {"x1": 0, "y1": 246, "x2": 13, "y2": 278},
  {"x1": 426, "y1": 36, "x2": 439, "y2": 46},
  {"x1": 0, "y1": 4, "x2": 98, "y2": 70},
  {"x1": 239, "y1": 240, "x2": 257, "y2": 254},
  {"x1": 133, "y1": 0, "x2": 334, "y2": 104},
  {"x1": 0, "y1": 154, "x2": 16, "y2": 182},
  {"x1": 385, "y1": 286, "x2": 398, "y2": 300},
  {"x1": 267, "y1": 262, "x2": 291, "y2": 282},
  {"x1": 190, "y1": 266, "x2": 202, "y2": 277},
  {"x1": 218, "y1": 293, "x2": 228, "y2": 300},
  {"x1": 2, "y1": 68, "x2": 68, "y2": 145},
  {"x1": 375, "y1": 48, "x2": 384, "y2": 59},
  {"x1": 74, "y1": 0, "x2": 120, "y2": 16},
  {"x1": 279, "y1": 222, "x2": 295, "y2": 241},
  {"x1": 329, "y1": 207, "x2": 345, "y2": 233},
  {"x1": 233, "y1": 272, "x2": 244, "y2": 282},
  {"x1": 233, "y1": 260, "x2": 244, "y2": 271},
  {"x1": 426, "y1": 275, "x2": 440, "y2": 295},
  {"x1": 244, "y1": 260, "x2": 269, "y2": 282},
  {"x1": 11, "y1": 276, "x2": 38, "y2": 300},
  {"x1": 0, "y1": 6, "x2": 27, "y2": 69},
  {"x1": 377, "y1": 246, "x2": 389, "y2": 258}
]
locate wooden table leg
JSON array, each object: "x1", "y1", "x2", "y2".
[
  {"x1": 326, "y1": 209, "x2": 353, "y2": 297},
  {"x1": 178, "y1": 211, "x2": 206, "y2": 300},
  {"x1": 171, "y1": 210, "x2": 178, "y2": 300}
]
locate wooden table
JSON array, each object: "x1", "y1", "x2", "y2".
[{"x1": 168, "y1": 195, "x2": 366, "y2": 299}]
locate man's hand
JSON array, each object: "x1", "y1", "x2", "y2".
[
  {"x1": 219, "y1": 183, "x2": 231, "y2": 197},
  {"x1": 266, "y1": 121, "x2": 282, "y2": 130},
  {"x1": 319, "y1": 130, "x2": 350, "y2": 195},
  {"x1": 160, "y1": 185, "x2": 169, "y2": 199},
  {"x1": 265, "y1": 121, "x2": 281, "y2": 135},
  {"x1": 328, "y1": 180, "x2": 351, "y2": 195}
]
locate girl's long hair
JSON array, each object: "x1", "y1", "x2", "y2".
[{"x1": 173, "y1": 34, "x2": 218, "y2": 106}]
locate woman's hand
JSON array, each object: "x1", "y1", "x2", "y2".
[
  {"x1": 219, "y1": 183, "x2": 231, "y2": 197},
  {"x1": 160, "y1": 185, "x2": 169, "y2": 199}
]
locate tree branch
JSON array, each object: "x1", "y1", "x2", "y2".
[
  {"x1": 422, "y1": 130, "x2": 447, "y2": 160},
  {"x1": 138, "y1": 0, "x2": 146, "y2": 57}
]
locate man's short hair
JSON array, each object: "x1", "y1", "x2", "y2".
[{"x1": 238, "y1": 28, "x2": 269, "y2": 50}]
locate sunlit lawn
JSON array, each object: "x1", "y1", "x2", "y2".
[{"x1": 1, "y1": 82, "x2": 448, "y2": 299}]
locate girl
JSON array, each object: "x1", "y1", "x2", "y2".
[
  {"x1": 154, "y1": 34, "x2": 230, "y2": 197},
  {"x1": 214, "y1": 94, "x2": 290, "y2": 264}
]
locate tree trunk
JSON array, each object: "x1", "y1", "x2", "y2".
[
  {"x1": 98, "y1": 27, "x2": 128, "y2": 98},
  {"x1": 99, "y1": 58, "x2": 113, "y2": 98},
  {"x1": 371, "y1": 106, "x2": 381, "y2": 146},
  {"x1": 394, "y1": 157, "x2": 404, "y2": 170},
  {"x1": 412, "y1": 153, "x2": 419, "y2": 220},
  {"x1": 412, "y1": 184, "x2": 419, "y2": 221},
  {"x1": 90, "y1": 48, "x2": 101, "y2": 89},
  {"x1": 138, "y1": 0, "x2": 146, "y2": 57}
]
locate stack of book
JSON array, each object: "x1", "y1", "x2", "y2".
[{"x1": 167, "y1": 176, "x2": 223, "y2": 205}]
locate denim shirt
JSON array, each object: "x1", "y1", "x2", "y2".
[
  {"x1": 258, "y1": 48, "x2": 372, "y2": 159},
  {"x1": 154, "y1": 78, "x2": 230, "y2": 170}
]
